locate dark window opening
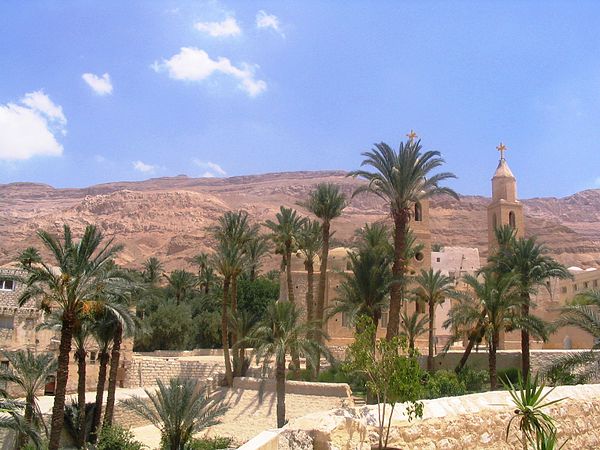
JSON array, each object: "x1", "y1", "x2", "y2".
[
  {"x1": 508, "y1": 211, "x2": 516, "y2": 228},
  {"x1": 414, "y1": 203, "x2": 422, "y2": 222}
]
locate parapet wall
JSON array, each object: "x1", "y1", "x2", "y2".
[
  {"x1": 125, "y1": 356, "x2": 225, "y2": 387},
  {"x1": 233, "y1": 377, "x2": 352, "y2": 398}
]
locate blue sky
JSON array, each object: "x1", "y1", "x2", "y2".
[{"x1": 1, "y1": 1, "x2": 600, "y2": 198}]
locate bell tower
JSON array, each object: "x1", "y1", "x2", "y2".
[{"x1": 487, "y1": 142, "x2": 524, "y2": 252}]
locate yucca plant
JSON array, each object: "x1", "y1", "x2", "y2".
[
  {"x1": 119, "y1": 378, "x2": 227, "y2": 450},
  {"x1": 505, "y1": 374, "x2": 566, "y2": 450}
]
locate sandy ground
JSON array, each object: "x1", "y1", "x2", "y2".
[{"x1": 131, "y1": 387, "x2": 346, "y2": 448}]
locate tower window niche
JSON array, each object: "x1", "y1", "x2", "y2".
[
  {"x1": 508, "y1": 211, "x2": 516, "y2": 228},
  {"x1": 414, "y1": 202, "x2": 422, "y2": 222},
  {"x1": 493, "y1": 213, "x2": 497, "y2": 229}
]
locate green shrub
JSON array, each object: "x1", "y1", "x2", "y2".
[
  {"x1": 97, "y1": 425, "x2": 145, "y2": 450},
  {"x1": 321, "y1": 364, "x2": 367, "y2": 394},
  {"x1": 544, "y1": 365, "x2": 578, "y2": 386},
  {"x1": 458, "y1": 366, "x2": 489, "y2": 393},
  {"x1": 497, "y1": 367, "x2": 520, "y2": 386},
  {"x1": 425, "y1": 370, "x2": 467, "y2": 398},
  {"x1": 184, "y1": 436, "x2": 233, "y2": 450}
]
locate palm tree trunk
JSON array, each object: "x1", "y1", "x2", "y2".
[
  {"x1": 16, "y1": 394, "x2": 35, "y2": 448},
  {"x1": 285, "y1": 245, "x2": 294, "y2": 304},
  {"x1": 387, "y1": 211, "x2": 409, "y2": 340},
  {"x1": 315, "y1": 221, "x2": 330, "y2": 375},
  {"x1": 48, "y1": 315, "x2": 74, "y2": 450},
  {"x1": 103, "y1": 323, "x2": 122, "y2": 428},
  {"x1": 489, "y1": 332, "x2": 499, "y2": 390},
  {"x1": 222, "y1": 277, "x2": 233, "y2": 386},
  {"x1": 521, "y1": 294, "x2": 530, "y2": 380},
  {"x1": 76, "y1": 348, "x2": 87, "y2": 448},
  {"x1": 231, "y1": 275, "x2": 239, "y2": 377},
  {"x1": 428, "y1": 300, "x2": 435, "y2": 372},
  {"x1": 276, "y1": 358, "x2": 286, "y2": 428},
  {"x1": 305, "y1": 261, "x2": 316, "y2": 378},
  {"x1": 455, "y1": 315, "x2": 485, "y2": 374},
  {"x1": 90, "y1": 350, "x2": 109, "y2": 444}
]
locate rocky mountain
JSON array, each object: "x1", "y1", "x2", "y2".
[{"x1": 1, "y1": 171, "x2": 599, "y2": 271}]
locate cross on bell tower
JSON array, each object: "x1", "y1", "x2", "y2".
[{"x1": 496, "y1": 142, "x2": 507, "y2": 160}]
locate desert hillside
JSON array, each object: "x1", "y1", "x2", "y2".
[{"x1": 1, "y1": 171, "x2": 599, "y2": 271}]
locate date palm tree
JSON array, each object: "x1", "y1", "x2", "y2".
[
  {"x1": 0, "y1": 350, "x2": 57, "y2": 448},
  {"x1": 142, "y1": 257, "x2": 163, "y2": 285},
  {"x1": 120, "y1": 378, "x2": 227, "y2": 450},
  {"x1": 17, "y1": 247, "x2": 42, "y2": 269},
  {"x1": 490, "y1": 235, "x2": 571, "y2": 378},
  {"x1": 301, "y1": 184, "x2": 347, "y2": 368},
  {"x1": 413, "y1": 269, "x2": 457, "y2": 372},
  {"x1": 350, "y1": 138, "x2": 458, "y2": 340},
  {"x1": 164, "y1": 270, "x2": 198, "y2": 305},
  {"x1": 265, "y1": 206, "x2": 306, "y2": 305},
  {"x1": 296, "y1": 219, "x2": 323, "y2": 324},
  {"x1": 399, "y1": 309, "x2": 429, "y2": 353},
  {"x1": 18, "y1": 224, "x2": 127, "y2": 450},
  {"x1": 238, "y1": 301, "x2": 330, "y2": 428},
  {"x1": 245, "y1": 235, "x2": 270, "y2": 281}
]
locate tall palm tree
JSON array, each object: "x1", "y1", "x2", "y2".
[
  {"x1": 120, "y1": 378, "x2": 227, "y2": 450},
  {"x1": 0, "y1": 350, "x2": 57, "y2": 448},
  {"x1": 142, "y1": 257, "x2": 163, "y2": 285},
  {"x1": 350, "y1": 138, "x2": 458, "y2": 340},
  {"x1": 229, "y1": 310, "x2": 256, "y2": 377},
  {"x1": 490, "y1": 235, "x2": 571, "y2": 379},
  {"x1": 18, "y1": 224, "x2": 127, "y2": 450},
  {"x1": 301, "y1": 184, "x2": 347, "y2": 367},
  {"x1": 413, "y1": 269, "x2": 457, "y2": 372},
  {"x1": 296, "y1": 219, "x2": 323, "y2": 324},
  {"x1": 212, "y1": 240, "x2": 248, "y2": 386},
  {"x1": 245, "y1": 235, "x2": 270, "y2": 281},
  {"x1": 447, "y1": 271, "x2": 526, "y2": 389},
  {"x1": 265, "y1": 206, "x2": 306, "y2": 305},
  {"x1": 238, "y1": 301, "x2": 330, "y2": 428},
  {"x1": 399, "y1": 310, "x2": 429, "y2": 353},
  {"x1": 17, "y1": 247, "x2": 42, "y2": 269},
  {"x1": 198, "y1": 266, "x2": 218, "y2": 295},
  {"x1": 164, "y1": 270, "x2": 198, "y2": 305}
]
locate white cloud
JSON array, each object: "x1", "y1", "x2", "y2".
[
  {"x1": 193, "y1": 159, "x2": 226, "y2": 177},
  {"x1": 82, "y1": 73, "x2": 113, "y2": 95},
  {"x1": 256, "y1": 10, "x2": 284, "y2": 36},
  {"x1": 133, "y1": 160, "x2": 157, "y2": 174},
  {"x1": 195, "y1": 17, "x2": 241, "y2": 37},
  {"x1": 0, "y1": 90, "x2": 66, "y2": 161},
  {"x1": 152, "y1": 47, "x2": 267, "y2": 97}
]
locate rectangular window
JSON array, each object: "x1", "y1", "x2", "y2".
[
  {"x1": 561, "y1": 286, "x2": 567, "y2": 294},
  {"x1": 380, "y1": 312, "x2": 389, "y2": 329},
  {"x1": 0, "y1": 279, "x2": 15, "y2": 291},
  {"x1": 584, "y1": 282, "x2": 589, "y2": 289},
  {"x1": 574, "y1": 284, "x2": 578, "y2": 292},
  {"x1": 0, "y1": 316, "x2": 13, "y2": 330},
  {"x1": 594, "y1": 280, "x2": 598, "y2": 287},
  {"x1": 416, "y1": 302, "x2": 425, "y2": 314},
  {"x1": 341, "y1": 312, "x2": 350, "y2": 328},
  {"x1": 89, "y1": 351, "x2": 97, "y2": 364}
]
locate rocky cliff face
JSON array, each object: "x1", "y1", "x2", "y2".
[{"x1": 1, "y1": 171, "x2": 599, "y2": 270}]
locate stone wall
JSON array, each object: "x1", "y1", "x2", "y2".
[
  {"x1": 125, "y1": 356, "x2": 225, "y2": 388},
  {"x1": 233, "y1": 377, "x2": 353, "y2": 399},
  {"x1": 276, "y1": 383, "x2": 600, "y2": 450}
]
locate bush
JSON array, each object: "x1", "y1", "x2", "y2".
[
  {"x1": 425, "y1": 370, "x2": 467, "y2": 398},
  {"x1": 320, "y1": 364, "x2": 367, "y2": 394},
  {"x1": 544, "y1": 365, "x2": 578, "y2": 386},
  {"x1": 497, "y1": 367, "x2": 520, "y2": 386},
  {"x1": 458, "y1": 366, "x2": 489, "y2": 393},
  {"x1": 97, "y1": 425, "x2": 145, "y2": 450},
  {"x1": 184, "y1": 436, "x2": 233, "y2": 450}
]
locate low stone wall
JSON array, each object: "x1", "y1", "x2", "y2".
[
  {"x1": 125, "y1": 356, "x2": 225, "y2": 387},
  {"x1": 134, "y1": 348, "x2": 226, "y2": 358},
  {"x1": 233, "y1": 377, "x2": 352, "y2": 399},
  {"x1": 276, "y1": 383, "x2": 600, "y2": 449}
]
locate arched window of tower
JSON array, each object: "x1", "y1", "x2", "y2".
[
  {"x1": 509, "y1": 211, "x2": 516, "y2": 228},
  {"x1": 414, "y1": 202, "x2": 422, "y2": 222},
  {"x1": 493, "y1": 213, "x2": 497, "y2": 230}
]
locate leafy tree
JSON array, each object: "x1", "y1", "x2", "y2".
[
  {"x1": 18, "y1": 224, "x2": 128, "y2": 450},
  {"x1": 343, "y1": 317, "x2": 424, "y2": 450},
  {"x1": 164, "y1": 270, "x2": 198, "y2": 305},
  {"x1": 239, "y1": 301, "x2": 330, "y2": 428},
  {"x1": 350, "y1": 138, "x2": 458, "y2": 340},
  {"x1": 265, "y1": 206, "x2": 305, "y2": 305},
  {"x1": 236, "y1": 276, "x2": 279, "y2": 318},
  {"x1": 413, "y1": 269, "x2": 457, "y2": 372},
  {"x1": 120, "y1": 378, "x2": 227, "y2": 450},
  {"x1": 146, "y1": 302, "x2": 194, "y2": 350},
  {"x1": 295, "y1": 219, "x2": 322, "y2": 324},
  {"x1": 399, "y1": 309, "x2": 428, "y2": 353},
  {"x1": 17, "y1": 247, "x2": 41, "y2": 268},
  {"x1": 0, "y1": 350, "x2": 56, "y2": 448}
]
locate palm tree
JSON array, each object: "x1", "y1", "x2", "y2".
[
  {"x1": 413, "y1": 269, "x2": 457, "y2": 372},
  {"x1": 399, "y1": 309, "x2": 429, "y2": 353},
  {"x1": 490, "y1": 235, "x2": 571, "y2": 379},
  {"x1": 119, "y1": 378, "x2": 227, "y2": 450},
  {"x1": 142, "y1": 257, "x2": 163, "y2": 285},
  {"x1": 330, "y1": 247, "x2": 391, "y2": 335},
  {"x1": 239, "y1": 301, "x2": 330, "y2": 428},
  {"x1": 301, "y1": 183, "x2": 347, "y2": 368},
  {"x1": 198, "y1": 266, "x2": 218, "y2": 295},
  {"x1": 265, "y1": 206, "x2": 306, "y2": 305},
  {"x1": 164, "y1": 270, "x2": 198, "y2": 305},
  {"x1": 17, "y1": 247, "x2": 42, "y2": 268},
  {"x1": 229, "y1": 310, "x2": 256, "y2": 377},
  {"x1": 446, "y1": 270, "x2": 522, "y2": 389},
  {"x1": 212, "y1": 240, "x2": 248, "y2": 386},
  {"x1": 245, "y1": 236, "x2": 270, "y2": 281},
  {"x1": 0, "y1": 392, "x2": 42, "y2": 450},
  {"x1": 0, "y1": 350, "x2": 57, "y2": 448},
  {"x1": 354, "y1": 222, "x2": 393, "y2": 256},
  {"x1": 350, "y1": 138, "x2": 458, "y2": 340},
  {"x1": 18, "y1": 224, "x2": 127, "y2": 450},
  {"x1": 296, "y1": 219, "x2": 323, "y2": 324}
]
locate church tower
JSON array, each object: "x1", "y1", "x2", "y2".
[{"x1": 487, "y1": 143, "x2": 524, "y2": 252}]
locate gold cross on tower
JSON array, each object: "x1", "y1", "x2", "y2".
[
  {"x1": 496, "y1": 142, "x2": 507, "y2": 160},
  {"x1": 406, "y1": 130, "x2": 418, "y2": 141}
]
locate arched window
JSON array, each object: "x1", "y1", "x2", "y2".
[
  {"x1": 414, "y1": 202, "x2": 422, "y2": 222},
  {"x1": 492, "y1": 213, "x2": 497, "y2": 230},
  {"x1": 509, "y1": 211, "x2": 516, "y2": 228}
]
